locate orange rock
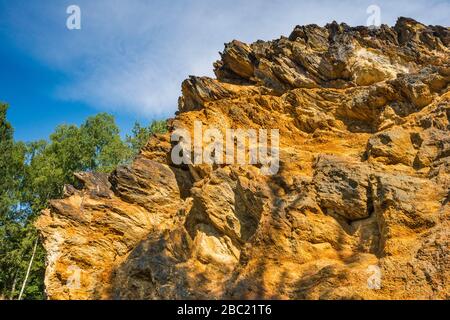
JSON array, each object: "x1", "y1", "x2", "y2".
[{"x1": 36, "y1": 17, "x2": 449, "y2": 300}]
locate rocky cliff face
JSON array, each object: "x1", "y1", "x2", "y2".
[{"x1": 36, "y1": 18, "x2": 449, "y2": 300}]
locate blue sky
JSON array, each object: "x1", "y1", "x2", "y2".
[{"x1": 0, "y1": 0, "x2": 448, "y2": 141}]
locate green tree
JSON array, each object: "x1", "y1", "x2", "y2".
[
  {"x1": 24, "y1": 113, "x2": 132, "y2": 210},
  {"x1": 0, "y1": 103, "x2": 20, "y2": 297},
  {"x1": 79, "y1": 113, "x2": 132, "y2": 171},
  {"x1": 0, "y1": 103, "x2": 43, "y2": 300},
  {"x1": 126, "y1": 120, "x2": 168, "y2": 155},
  {"x1": 0, "y1": 103, "x2": 23, "y2": 217}
]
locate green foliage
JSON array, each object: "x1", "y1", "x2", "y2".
[
  {"x1": 23, "y1": 114, "x2": 132, "y2": 211},
  {"x1": 0, "y1": 103, "x2": 167, "y2": 299},
  {"x1": 0, "y1": 103, "x2": 42, "y2": 299},
  {"x1": 0, "y1": 103, "x2": 24, "y2": 217},
  {"x1": 126, "y1": 120, "x2": 168, "y2": 155},
  {"x1": 79, "y1": 113, "x2": 132, "y2": 171}
]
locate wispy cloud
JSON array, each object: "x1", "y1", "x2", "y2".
[{"x1": 1, "y1": 0, "x2": 449, "y2": 119}]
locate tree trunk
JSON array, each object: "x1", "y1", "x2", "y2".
[
  {"x1": 18, "y1": 238, "x2": 38, "y2": 300},
  {"x1": 9, "y1": 272, "x2": 18, "y2": 300}
]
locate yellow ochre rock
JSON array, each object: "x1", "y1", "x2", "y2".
[{"x1": 36, "y1": 17, "x2": 449, "y2": 300}]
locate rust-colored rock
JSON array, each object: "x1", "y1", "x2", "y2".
[{"x1": 36, "y1": 18, "x2": 449, "y2": 300}]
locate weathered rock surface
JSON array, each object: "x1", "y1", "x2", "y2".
[{"x1": 36, "y1": 18, "x2": 449, "y2": 300}]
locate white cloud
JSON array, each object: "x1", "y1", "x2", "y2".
[{"x1": 3, "y1": 0, "x2": 449, "y2": 119}]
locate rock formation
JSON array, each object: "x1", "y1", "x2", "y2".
[{"x1": 36, "y1": 18, "x2": 449, "y2": 300}]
